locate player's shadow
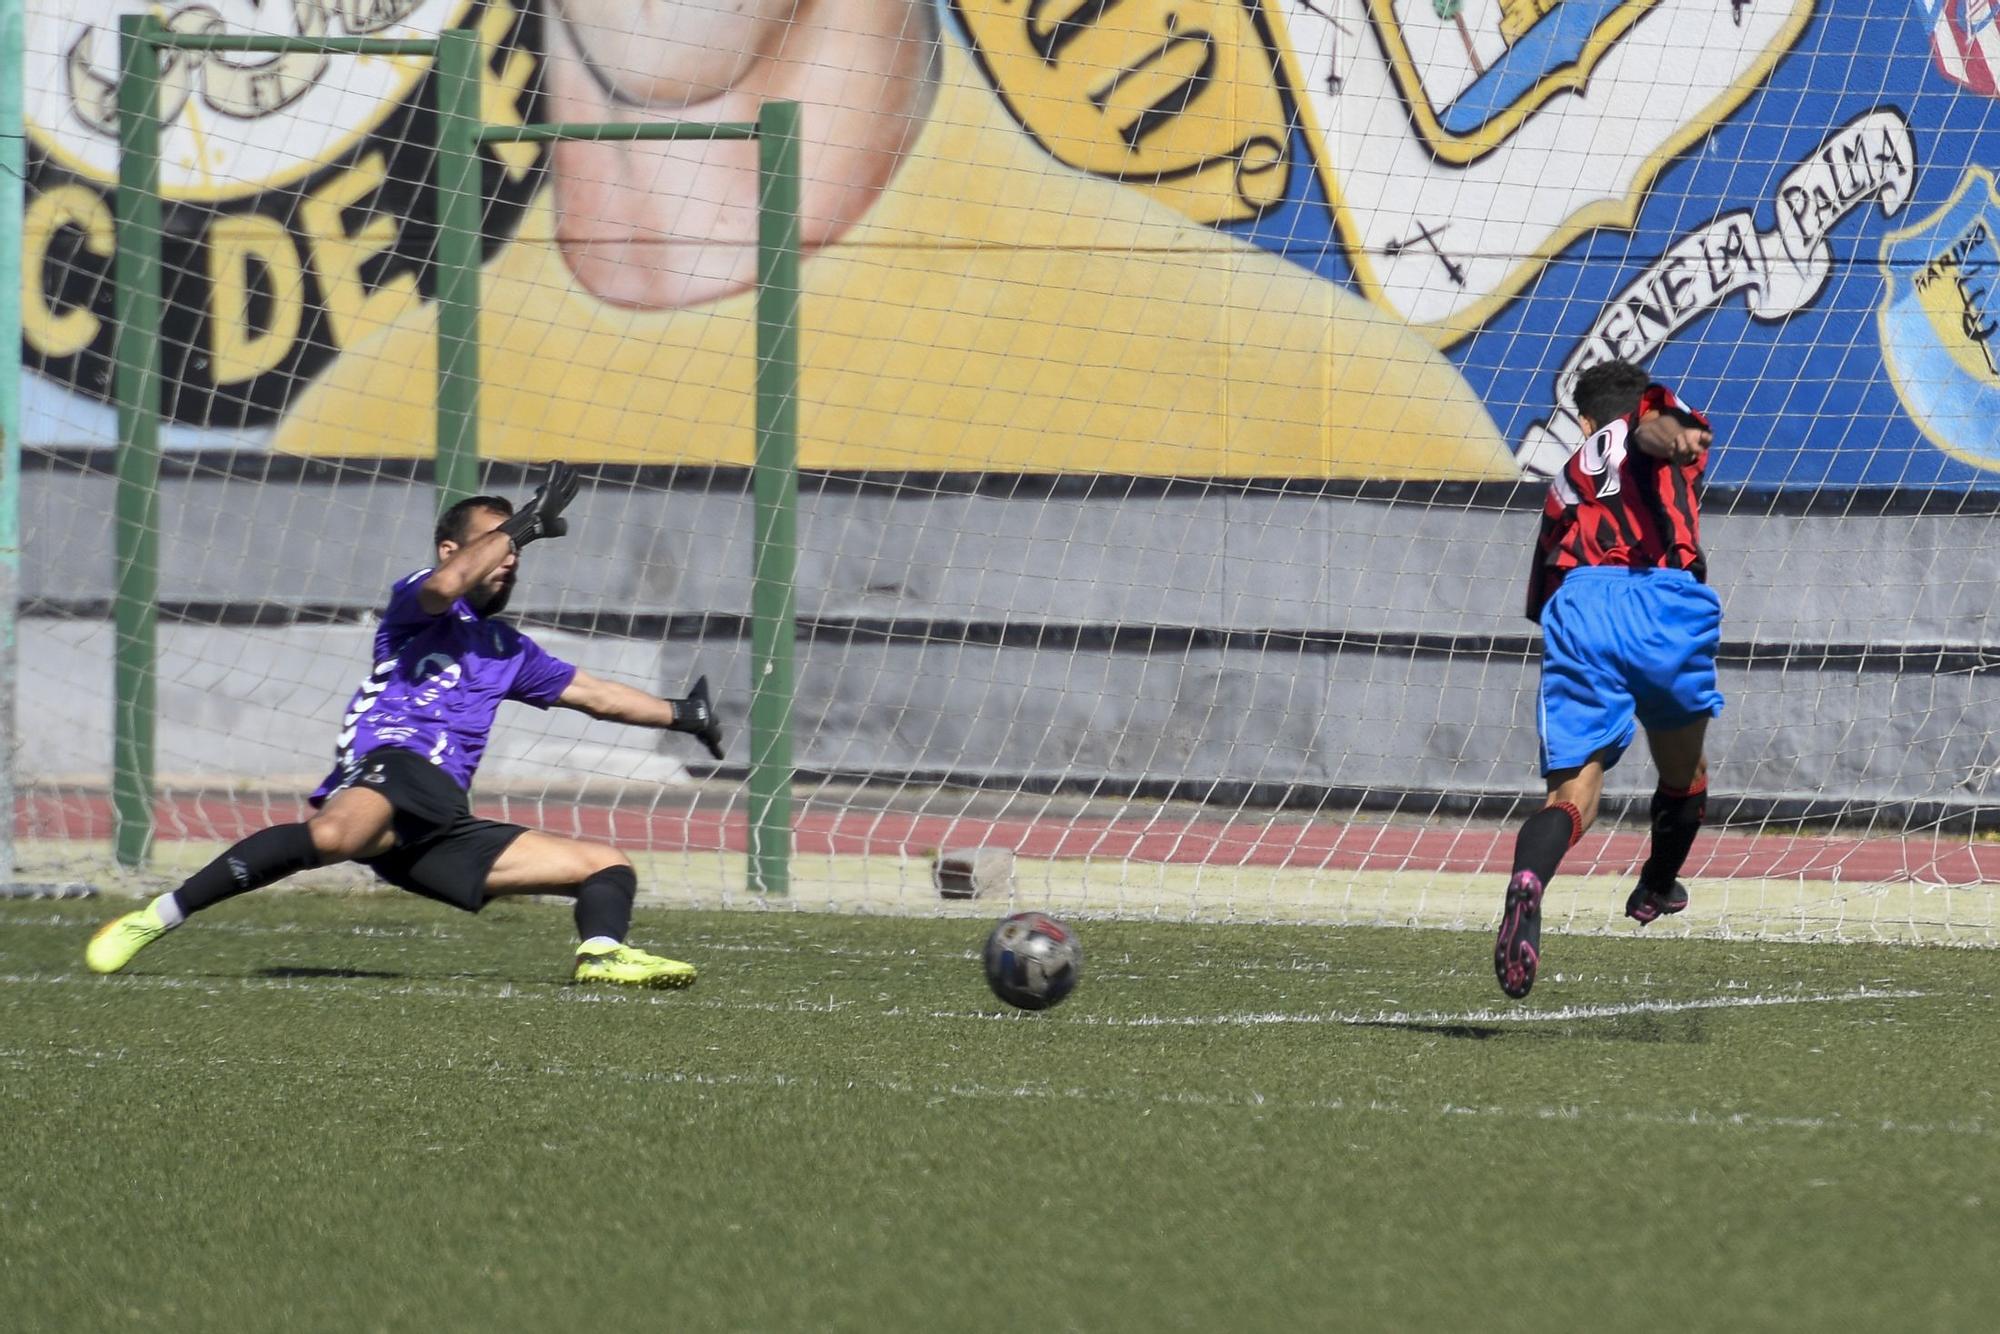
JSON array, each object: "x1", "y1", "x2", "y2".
[
  {"x1": 1355, "y1": 1012, "x2": 1707, "y2": 1044},
  {"x1": 255, "y1": 965, "x2": 406, "y2": 981},
  {"x1": 1351, "y1": 1020, "x2": 1507, "y2": 1040}
]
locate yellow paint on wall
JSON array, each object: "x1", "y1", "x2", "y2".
[
  {"x1": 276, "y1": 40, "x2": 1510, "y2": 479},
  {"x1": 955, "y1": 0, "x2": 1293, "y2": 226}
]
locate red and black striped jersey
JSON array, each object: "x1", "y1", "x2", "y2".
[{"x1": 1525, "y1": 385, "x2": 1710, "y2": 623}]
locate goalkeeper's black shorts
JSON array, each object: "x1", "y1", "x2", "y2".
[{"x1": 346, "y1": 747, "x2": 527, "y2": 913}]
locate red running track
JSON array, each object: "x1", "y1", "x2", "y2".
[{"x1": 21, "y1": 792, "x2": 2000, "y2": 884}]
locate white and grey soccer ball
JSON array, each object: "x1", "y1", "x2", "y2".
[{"x1": 982, "y1": 912, "x2": 1082, "y2": 1011}]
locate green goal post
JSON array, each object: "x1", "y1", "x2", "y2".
[{"x1": 107, "y1": 17, "x2": 799, "y2": 895}]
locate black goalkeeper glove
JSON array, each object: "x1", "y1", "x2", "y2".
[
  {"x1": 669, "y1": 675, "x2": 726, "y2": 761},
  {"x1": 499, "y1": 461, "x2": 580, "y2": 549}
]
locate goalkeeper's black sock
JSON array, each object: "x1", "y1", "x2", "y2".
[
  {"x1": 169, "y1": 823, "x2": 322, "y2": 916},
  {"x1": 574, "y1": 864, "x2": 638, "y2": 945},
  {"x1": 1512, "y1": 801, "x2": 1583, "y2": 886},
  {"x1": 1640, "y1": 779, "x2": 1708, "y2": 887}
]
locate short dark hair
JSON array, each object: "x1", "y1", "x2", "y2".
[
  {"x1": 1571, "y1": 360, "x2": 1652, "y2": 428},
  {"x1": 434, "y1": 495, "x2": 514, "y2": 546}
]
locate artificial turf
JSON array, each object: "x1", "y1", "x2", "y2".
[{"x1": 3, "y1": 894, "x2": 1996, "y2": 1332}]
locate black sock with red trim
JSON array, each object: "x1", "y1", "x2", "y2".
[
  {"x1": 1641, "y1": 780, "x2": 1708, "y2": 888},
  {"x1": 1512, "y1": 801, "x2": 1584, "y2": 887}
]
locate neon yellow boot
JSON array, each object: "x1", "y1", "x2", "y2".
[{"x1": 573, "y1": 942, "x2": 697, "y2": 989}]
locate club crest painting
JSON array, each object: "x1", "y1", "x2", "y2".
[
  {"x1": 14, "y1": 0, "x2": 2000, "y2": 483},
  {"x1": 1877, "y1": 164, "x2": 2000, "y2": 469}
]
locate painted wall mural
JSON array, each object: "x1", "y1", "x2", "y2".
[{"x1": 16, "y1": 1, "x2": 2000, "y2": 486}]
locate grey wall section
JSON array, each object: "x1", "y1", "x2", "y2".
[
  {"x1": 21, "y1": 469, "x2": 2000, "y2": 815},
  {"x1": 19, "y1": 619, "x2": 707, "y2": 791}
]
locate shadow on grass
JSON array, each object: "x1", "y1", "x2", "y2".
[
  {"x1": 255, "y1": 965, "x2": 406, "y2": 981},
  {"x1": 1355, "y1": 1012, "x2": 1708, "y2": 1044}
]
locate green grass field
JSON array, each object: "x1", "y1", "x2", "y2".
[{"x1": 4, "y1": 894, "x2": 1997, "y2": 1332}]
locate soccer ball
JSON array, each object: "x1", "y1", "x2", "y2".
[{"x1": 982, "y1": 912, "x2": 1083, "y2": 1011}]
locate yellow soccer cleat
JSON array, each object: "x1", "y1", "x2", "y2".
[
  {"x1": 573, "y1": 942, "x2": 697, "y2": 989},
  {"x1": 86, "y1": 902, "x2": 172, "y2": 975}
]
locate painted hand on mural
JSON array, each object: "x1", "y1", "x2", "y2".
[
  {"x1": 261, "y1": 0, "x2": 1515, "y2": 475},
  {"x1": 555, "y1": 0, "x2": 796, "y2": 106},
  {"x1": 546, "y1": 0, "x2": 935, "y2": 308}
]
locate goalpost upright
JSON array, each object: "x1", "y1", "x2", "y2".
[
  {"x1": 107, "y1": 17, "x2": 799, "y2": 894},
  {"x1": 0, "y1": 0, "x2": 23, "y2": 887}
]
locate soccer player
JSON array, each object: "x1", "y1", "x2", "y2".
[
  {"x1": 1494, "y1": 360, "x2": 1722, "y2": 1000},
  {"x1": 85, "y1": 463, "x2": 727, "y2": 988}
]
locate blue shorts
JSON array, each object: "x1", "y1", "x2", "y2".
[{"x1": 1538, "y1": 567, "x2": 1724, "y2": 776}]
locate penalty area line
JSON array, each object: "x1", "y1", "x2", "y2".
[
  {"x1": 0, "y1": 974, "x2": 1930, "y2": 1030},
  {"x1": 917, "y1": 986, "x2": 1930, "y2": 1029}
]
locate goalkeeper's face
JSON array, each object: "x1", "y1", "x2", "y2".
[{"x1": 442, "y1": 507, "x2": 520, "y2": 615}]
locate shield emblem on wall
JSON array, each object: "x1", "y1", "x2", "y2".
[
  {"x1": 1282, "y1": 0, "x2": 1815, "y2": 335},
  {"x1": 1362, "y1": 0, "x2": 1654, "y2": 165},
  {"x1": 1877, "y1": 167, "x2": 2000, "y2": 468},
  {"x1": 1925, "y1": 0, "x2": 2000, "y2": 97}
]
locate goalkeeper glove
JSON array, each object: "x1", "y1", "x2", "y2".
[
  {"x1": 500, "y1": 461, "x2": 580, "y2": 550},
  {"x1": 670, "y1": 675, "x2": 726, "y2": 761}
]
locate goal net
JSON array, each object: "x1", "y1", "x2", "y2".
[{"x1": 15, "y1": 1, "x2": 2000, "y2": 940}]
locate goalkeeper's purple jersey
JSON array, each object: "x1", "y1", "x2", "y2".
[{"x1": 309, "y1": 570, "x2": 577, "y2": 801}]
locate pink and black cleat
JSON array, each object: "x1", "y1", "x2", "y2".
[
  {"x1": 1625, "y1": 878, "x2": 1690, "y2": 926},
  {"x1": 1494, "y1": 870, "x2": 1544, "y2": 1000}
]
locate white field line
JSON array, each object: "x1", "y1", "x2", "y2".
[
  {"x1": 0, "y1": 1038, "x2": 1988, "y2": 1144},
  {"x1": 0, "y1": 910, "x2": 1895, "y2": 990},
  {"x1": 0, "y1": 970, "x2": 1932, "y2": 1041},
  {"x1": 0, "y1": 971, "x2": 856, "y2": 1013},
  {"x1": 985, "y1": 986, "x2": 1935, "y2": 1029}
]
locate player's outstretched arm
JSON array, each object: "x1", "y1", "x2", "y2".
[
  {"x1": 1630, "y1": 408, "x2": 1712, "y2": 466},
  {"x1": 419, "y1": 462, "x2": 581, "y2": 613},
  {"x1": 498, "y1": 461, "x2": 580, "y2": 549},
  {"x1": 557, "y1": 669, "x2": 727, "y2": 760},
  {"x1": 418, "y1": 527, "x2": 515, "y2": 614}
]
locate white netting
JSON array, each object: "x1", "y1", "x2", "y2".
[{"x1": 15, "y1": 1, "x2": 2000, "y2": 938}]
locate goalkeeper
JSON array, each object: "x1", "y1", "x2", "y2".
[
  {"x1": 1495, "y1": 360, "x2": 1723, "y2": 1000},
  {"x1": 86, "y1": 463, "x2": 726, "y2": 989}
]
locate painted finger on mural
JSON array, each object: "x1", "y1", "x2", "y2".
[
  {"x1": 542, "y1": 0, "x2": 932, "y2": 309},
  {"x1": 274, "y1": 0, "x2": 1513, "y2": 477},
  {"x1": 557, "y1": 0, "x2": 800, "y2": 106}
]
